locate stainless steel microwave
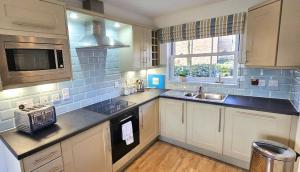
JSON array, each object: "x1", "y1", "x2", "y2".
[{"x1": 0, "y1": 35, "x2": 72, "y2": 89}]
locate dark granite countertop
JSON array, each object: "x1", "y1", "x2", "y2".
[
  {"x1": 1, "y1": 89, "x2": 298, "y2": 160},
  {"x1": 0, "y1": 89, "x2": 167, "y2": 160},
  {"x1": 160, "y1": 90, "x2": 299, "y2": 116}
]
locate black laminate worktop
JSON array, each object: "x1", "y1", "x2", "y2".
[
  {"x1": 160, "y1": 90, "x2": 299, "y2": 116},
  {"x1": 0, "y1": 89, "x2": 298, "y2": 160},
  {"x1": 0, "y1": 89, "x2": 167, "y2": 160}
]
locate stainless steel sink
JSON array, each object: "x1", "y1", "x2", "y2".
[
  {"x1": 184, "y1": 92, "x2": 227, "y2": 102},
  {"x1": 195, "y1": 93, "x2": 226, "y2": 101},
  {"x1": 184, "y1": 92, "x2": 198, "y2": 97}
]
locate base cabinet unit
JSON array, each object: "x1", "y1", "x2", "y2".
[
  {"x1": 61, "y1": 122, "x2": 112, "y2": 172},
  {"x1": 223, "y1": 108, "x2": 292, "y2": 163},
  {"x1": 139, "y1": 100, "x2": 159, "y2": 148},
  {"x1": 159, "y1": 98, "x2": 186, "y2": 143},
  {"x1": 186, "y1": 102, "x2": 224, "y2": 154}
]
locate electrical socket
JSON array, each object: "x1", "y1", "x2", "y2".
[
  {"x1": 268, "y1": 80, "x2": 279, "y2": 87},
  {"x1": 16, "y1": 99, "x2": 33, "y2": 108},
  {"x1": 259, "y1": 80, "x2": 266, "y2": 87},
  {"x1": 52, "y1": 94, "x2": 60, "y2": 103},
  {"x1": 61, "y1": 88, "x2": 70, "y2": 100},
  {"x1": 40, "y1": 96, "x2": 49, "y2": 104},
  {"x1": 114, "y1": 81, "x2": 119, "y2": 88}
]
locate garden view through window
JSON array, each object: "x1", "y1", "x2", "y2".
[{"x1": 171, "y1": 35, "x2": 239, "y2": 82}]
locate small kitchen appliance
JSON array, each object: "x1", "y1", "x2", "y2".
[
  {"x1": 136, "y1": 79, "x2": 144, "y2": 92},
  {"x1": 14, "y1": 105, "x2": 56, "y2": 134}
]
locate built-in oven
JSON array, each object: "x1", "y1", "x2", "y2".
[
  {"x1": 110, "y1": 107, "x2": 140, "y2": 163},
  {"x1": 0, "y1": 34, "x2": 72, "y2": 89}
]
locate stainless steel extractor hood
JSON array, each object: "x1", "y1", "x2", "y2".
[{"x1": 77, "y1": 0, "x2": 129, "y2": 49}]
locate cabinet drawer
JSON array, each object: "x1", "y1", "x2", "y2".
[
  {"x1": 0, "y1": 0, "x2": 67, "y2": 36},
  {"x1": 32, "y1": 157, "x2": 63, "y2": 172},
  {"x1": 23, "y1": 144, "x2": 62, "y2": 172}
]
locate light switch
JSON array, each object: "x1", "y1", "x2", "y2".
[
  {"x1": 40, "y1": 96, "x2": 49, "y2": 104},
  {"x1": 62, "y1": 88, "x2": 70, "y2": 100}
]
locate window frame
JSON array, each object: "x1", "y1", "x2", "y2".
[{"x1": 169, "y1": 35, "x2": 240, "y2": 84}]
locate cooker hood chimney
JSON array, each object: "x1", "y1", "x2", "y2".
[{"x1": 77, "y1": 0, "x2": 129, "y2": 49}]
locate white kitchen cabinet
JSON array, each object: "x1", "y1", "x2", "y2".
[
  {"x1": 139, "y1": 100, "x2": 159, "y2": 147},
  {"x1": 0, "y1": 0, "x2": 67, "y2": 37},
  {"x1": 159, "y1": 98, "x2": 186, "y2": 143},
  {"x1": 61, "y1": 122, "x2": 112, "y2": 172},
  {"x1": 120, "y1": 25, "x2": 152, "y2": 72},
  {"x1": 223, "y1": 108, "x2": 292, "y2": 162},
  {"x1": 186, "y1": 102, "x2": 224, "y2": 154},
  {"x1": 246, "y1": 0, "x2": 281, "y2": 67}
]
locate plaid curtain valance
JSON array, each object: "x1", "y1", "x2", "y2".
[{"x1": 157, "y1": 12, "x2": 246, "y2": 43}]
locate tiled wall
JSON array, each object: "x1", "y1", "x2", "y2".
[
  {"x1": 0, "y1": 20, "x2": 123, "y2": 132},
  {"x1": 166, "y1": 67, "x2": 293, "y2": 100},
  {"x1": 291, "y1": 69, "x2": 300, "y2": 111}
]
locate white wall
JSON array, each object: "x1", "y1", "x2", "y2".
[
  {"x1": 65, "y1": 0, "x2": 153, "y2": 27},
  {"x1": 0, "y1": 142, "x2": 5, "y2": 172},
  {"x1": 153, "y1": 0, "x2": 265, "y2": 28}
]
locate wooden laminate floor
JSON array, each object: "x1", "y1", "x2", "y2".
[{"x1": 125, "y1": 141, "x2": 246, "y2": 172}]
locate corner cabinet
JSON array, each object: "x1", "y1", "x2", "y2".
[
  {"x1": 139, "y1": 100, "x2": 159, "y2": 147},
  {"x1": 186, "y1": 102, "x2": 224, "y2": 154},
  {"x1": 223, "y1": 108, "x2": 292, "y2": 162},
  {"x1": 246, "y1": 0, "x2": 300, "y2": 67},
  {"x1": 61, "y1": 122, "x2": 112, "y2": 172},
  {"x1": 159, "y1": 98, "x2": 187, "y2": 143}
]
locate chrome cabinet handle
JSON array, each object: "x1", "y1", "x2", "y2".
[
  {"x1": 141, "y1": 109, "x2": 144, "y2": 129},
  {"x1": 182, "y1": 103, "x2": 184, "y2": 124},
  {"x1": 106, "y1": 127, "x2": 112, "y2": 153},
  {"x1": 218, "y1": 108, "x2": 222, "y2": 132}
]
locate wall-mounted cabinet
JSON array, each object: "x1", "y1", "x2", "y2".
[
  {"x1": 246, "y1": 0, "x2": 300, "y2": 67},
  {"x1": 0, "y1": 0, "x2": 67, "y2": 38},
  {"x1": 120, "y1": 25, "x2": 153, "y2": 72}
]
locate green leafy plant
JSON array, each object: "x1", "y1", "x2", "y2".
[{"x1": 178, "y1": 68, "x2": 189, "y2": 77}]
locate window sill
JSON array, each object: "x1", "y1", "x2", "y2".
[{"x1": 168, "y1": 79, "x2": 238, "y2": 87}]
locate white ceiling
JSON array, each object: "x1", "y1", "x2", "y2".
[{"x1": 101, "y1": 0, "x2": 227, "y2": 18}]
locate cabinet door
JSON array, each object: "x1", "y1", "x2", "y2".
[
  {"x1": 186, "y1": 102, "x2": 224, "y2": 154},
  {"x1": 0, "y1": 0, "x2": 67, "y2": 36},
  {"x1": 277, "y1": 0, "x2": 300, "y2": 67},
  {"x1": 132, "y1": 26, "x2": 143, "y2": 70},
  {"x1": 159, "y1": 98, "x2": 186, "y2": 143},
  {"x1": 223, "y1": 108, "x2": 292, "y2": 162},
  {"x1": 143, "y1": 28, "x2": 152, "y2": 68},
  {"x1": 246, "y1": 0, "x2": 281, "y2": 66},
  {"x1": 61, "y1": 122, "x2": 112, "y2": 172},
  {"x1": 140, "y1": 100, "x2": 159, "y2": 147}
]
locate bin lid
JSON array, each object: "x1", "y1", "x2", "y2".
[{"x1": 252, "y1": 140, "x2": 296, "y2": 161}]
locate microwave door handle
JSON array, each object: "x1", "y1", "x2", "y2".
[{"x1": 120, "y1": 116, "x2": 133, "y2": 123}]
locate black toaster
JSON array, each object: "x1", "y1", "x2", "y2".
[{"x1": 14, "y1": 105, "x2": 56, "y2": 134}]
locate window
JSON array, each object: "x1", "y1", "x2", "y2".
[{"x1": 170, "y1": 35, "x2": 239, "y2": 83}]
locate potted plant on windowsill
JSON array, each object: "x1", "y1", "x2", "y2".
[{"x1": 178, "y1": 70, "x2": 188, "y2": 82}]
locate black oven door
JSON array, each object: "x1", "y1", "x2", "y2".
[{"x1": 110, "y1": 108, "x2": 140, "y2": 163}]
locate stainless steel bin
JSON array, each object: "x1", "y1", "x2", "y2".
[{"x1": 249, "y1": 140, "x2": 296, "y2": 172}]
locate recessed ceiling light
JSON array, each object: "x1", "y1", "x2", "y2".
[
  {"x1": 114, "y1": 23, "x2": 121, "y2": 28},
  {"x1": 70, "y1": 12, "x2": 78, "y2": 19}
]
